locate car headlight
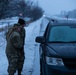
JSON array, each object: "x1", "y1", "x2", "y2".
[{"x1": 46, "y1": 56, "x2": 64, "y2": 66}]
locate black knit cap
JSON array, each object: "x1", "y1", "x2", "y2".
[{"x1": 18, "y1": 18, "x2": 25, "y2": 25}]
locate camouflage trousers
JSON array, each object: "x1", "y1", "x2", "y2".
[{"x1": 6, "y1": 50, "x2": 25, "y2": 75}]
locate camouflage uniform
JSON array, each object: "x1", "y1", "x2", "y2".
[{"x1": 6, "y1": 24, "x2": 25, "y2": 75}]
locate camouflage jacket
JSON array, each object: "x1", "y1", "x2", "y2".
[{"x1": 6, "y1": 24, "x2": 25, "y2": 55}]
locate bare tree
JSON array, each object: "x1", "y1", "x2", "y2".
[
  {"x1": 0, "y1": 0, "x2": 26, "y2": 19},
  {"x1": 25, "y1": 4, "x2": 44, "y2": 21},
  {"x1": 0, "y1": 0, "x2": 13, "y2": 19},
  {"x1": 16, "y1": 0, "x2": 26, "y2": 17},
  {"x1": 0, "y1": 0, "x2": 43, "y2": 21}
]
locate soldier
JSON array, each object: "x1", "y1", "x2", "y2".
[{"x1": 6, "y1": 18, "x2": 26, "y2": 75}]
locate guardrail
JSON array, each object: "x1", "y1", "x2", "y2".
[{"x1": 0, "y1": 21, "x2": 17, "y2": 32}]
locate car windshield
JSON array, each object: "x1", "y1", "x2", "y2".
[{"x1": 49, "y1": 25, "x2": 76, "y2": 42}]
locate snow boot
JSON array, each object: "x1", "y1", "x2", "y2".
[
  {"x1": 8, "y1": 72, "x2": 14, "y2": 75},
  {"x1": 18, "y1": 69, "x2": 21, "y2": 75}
]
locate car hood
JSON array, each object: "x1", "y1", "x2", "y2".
[{"x1": 46, "y1": 43, "x2": 76, "y2": 58}]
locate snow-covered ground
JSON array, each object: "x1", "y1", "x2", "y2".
[{"x1": 0, "y1": 18, "x2": 42, "y2": 75}]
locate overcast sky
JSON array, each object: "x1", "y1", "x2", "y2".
[{"x1": 38, "y1": 0, "x2": 76, "y2": 15}]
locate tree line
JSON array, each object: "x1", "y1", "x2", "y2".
[
  {"x1": 0, "y1": 0, "x2": 44, "y2": 21},
  {"x1": 60, "y1": 9, "x2": 76, "y2": 19}
]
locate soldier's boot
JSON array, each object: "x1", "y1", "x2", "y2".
[
  {"x1": 18, "y1": 72, "x2": 21, "y2": 75},
  {"x1": 8, "y1": 72, "x2": 14, "y2": 75},
  {"x1": 8, "y1": 74, "x2": 14, "y2": 75},
  {"x1": 18, "y1": 69, "x2": 21, "y2": 75}
]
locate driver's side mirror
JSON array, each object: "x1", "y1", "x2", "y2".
[{"x1": 35, "y1": 36, "x2": 45, "y2": 44}]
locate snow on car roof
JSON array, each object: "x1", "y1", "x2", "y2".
[{"x1": 43, "y1": 16, "x2": 76, "y2": 25}]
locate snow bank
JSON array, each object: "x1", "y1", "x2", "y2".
[{"x1": 23, "y1": 18, "x2": 42, "y2": 75}]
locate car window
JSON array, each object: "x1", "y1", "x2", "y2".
[{"x1": 48, "y1": 26, "x2": 76, "y2": 42}]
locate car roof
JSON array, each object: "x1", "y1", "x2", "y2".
[
  {"x1": 50, "y1": 22, "x2": 76, "y2": 26},
  {"x1": 44, "y1": 16, "x2": 76, "y2": 26}
]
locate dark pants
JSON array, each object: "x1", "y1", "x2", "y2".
[{"x1": 6, "y1": 50, "x2": 25, "y2": 75}]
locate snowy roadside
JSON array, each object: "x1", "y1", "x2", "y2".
[
  {"x1": 23, "y1": 18, "x2": 42, "y2": 75},
  {"x1": 0, "y1": 18, "x2": 42, "y2": 75}
]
